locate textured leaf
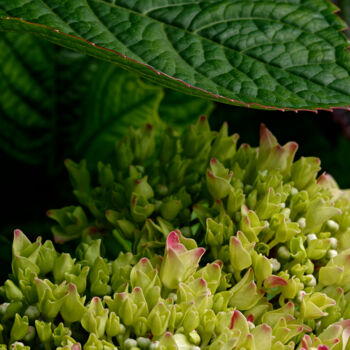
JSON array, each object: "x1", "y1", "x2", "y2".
[
  {"x1": 0, "y1": 32, "x2": 55, "y2": 163},
  {"x1": 74, "y1": 63, "x2": 164, "y2": 164},
  {"x1": 1, "y1": 0, "x2": 350, "y2": 111}
]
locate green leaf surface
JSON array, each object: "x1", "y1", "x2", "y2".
[
  {"x1": 1, "y1": 0, "x2": 350, "y2": 111},
  {"x1": 74, "y1": 63, "x2": 164, "y2": 164},
  {"x1": 0, "y1": 31, "x2": 212, "y2": 164},
  {"x1": 0, "y1": 32, "x2": 55, "y2": 163}
]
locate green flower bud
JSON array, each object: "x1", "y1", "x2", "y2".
[
  {"x1": 48, "y1": 206, "x2": 88, "y2": 243},
  {"x1": 105, "y1": 312, "x2": 121, "y2": 338},
  {"x1": 35, "y1": 320, "x2": 52, "y2": 343},
  {"x1": 213, "y1": 291, "x2": 232, "y2": 313},
  {"x1": 124, "y1": 338, "x2": 138, "y2": 349},
  {"x1": 206, "y1": 158, "x2": 233, "y2": 200},
  {"x1": 35, "y1": 278, "x2": 67, "y2": 320},
  {"x1": 305, "y1": 198, "x2": 341, "y2": 233},
  {"x1": 132, "y1": 177, "x2": 154, "y2": 201},
  {"x1": 11, "y1": 255, "x2": 40, "y2": 281},
  {"x1": 306, "y1": 238, "x2": 331, "y2": 260},
  {"x1": 137, "y1": 337, "x2": 151, "y2": 349},
  {"x1": 300, "y1": 292, "x2": 336, "y2": 320},
  {"x1": 84, "y1": 333, "x2": 117, "y2": 350},
  {"x1": 273, "y1": 218, "x2": 301, "y2": 245},
  {"x1": 4, "y1": 280, "x2": 24, "y2": 301},
  {"x1": 12, "y1": 229, "x2": 40, "y2": 259},
  {"x1": 240, "y1": 206, "x2": 267, "y2": 242},
  {"x1": 194, "y1": 261, "x2": 222, "y2": 294},
  {"x1": 97, "y1": 161, "x2": 114, "y2": 188},
  {"x1": 3, "y1": 301, "x2": 22, "y2": 320},
  {"x1": 76, "y1": 239, "x2": 101, "y2": 267},
  {"x1": 52, "y1": 323, "x2": 72, "y2": 347},
  {"x1": 130, "y1": 193, "x2": 155, "y2": 223},
  {"x1": 208, "y1": 328, "x2": 237, "y2": 350},
  {"x1": 263, "y1": 275, "x2": 288, "y2": 290},
  {"x1": 57, "y1": 335, "x2": 82, "y2": 350},
  {"x1": 257, "y1": 125, "x2": 298, "y2": 176},
  {"x1": 24, "y1": 305, "x2": 40, "y2": 320},
  {"x1": 130, "y1": 257, "x2": 160, "y2": 297},
  {"x1": 23, "y1": 326, "x2": 35, "y2": 343},
  {"x1": 261, "y1": 301, "x2": 294, "y2": 327},
  {"x1": 229, "y1": 269, "x2": 263, "y2": 310},
  {"x1": 256, "y1": 187, "x2": 282, "y2": 220},
  {"x1": 160, "y1": 127, "x2": 178, "y2": 164},
  {"x1": 36, "y1": 240, "x2": 57, "y2": 275},
  {"x1": 182, "y1": 304, "x2": 200, "y2": 333},
  {"x1": 64, "y1": 159, "x2": 90, "y2": 199},
  {"x1": 60, "y1": 283, "x2": 86, "y2": 323},
  {"x1": 9, "y1": 343, "x2": 30, "y2": 350},
  {"x1": 251, "y1": 323, "x2": 272, "y2": 350},
  {"x1": 211, "y1": 123, "x2": 239, "y2": 162},
  {"x1": 115, "y1": 219, "x2": 137, "y2": 240},
  {"x1": 116, "y1": 135, "x2": 134, "y2": 169},
  {"x1": 289, "y1": 236, "x2": 307, "y2": 261},
  {"x1": 198, "y1": 309, "x2": 216, "y2": 343},
  {"x1": 64, "y1": 264, "x2": 89, "y2": 294},
  {"x1": 148, "y1": 302, "x2": 170, "y2": 337},
  {"x1": 10, "y1": 314, "x2": 29, "y2": 342},
  {"x1": 244, "y1": 299, "x2": 270, "y2": 324},
  {"x1": 110, "y1": 292, "x2": 136, "y2": 326},
  {"x1": 134, "y1": 316, "x2": 148, "y2": 337},
  {"x1": 229, "y1": 235, "x2": 252, "y2": 273},
  {"x1": 157, "y1": 332, "x2": 177, "y2": 350},
  {"x1": 53, "y1": 253, "x2": 75, "y2": 283},
  {"x1": 132, "y1": 123, "x2": 155, "y2": 164},
  {"x1": 160, "y1": 231, "x2": 205, "y2": 289},
  {"x1": 252, "y1": 252, "x2": 272, "y2": 287},
  {"x1": 81, "y1": 297, "x2": 108, "y2": 338},
  {"x1": 160, "y1": 199, "x2": 183, "y2": 221},
  {"x1": 319, "y1": 264, "x2": 344, "y2": 286},
  {"x1": 110, "y1": 253, "x2": 135, "y2": 292},
  {"x1": 229, "y1": 310, "x2": 249, "y2": 348},
  {"x1": 280, "y1": 276, "x2": 303, "y2": 300},
  {"x1": 90, "y1": 257, "x2": 111, "y2": 296},
  {"x1": 205, "y1": 218, "x2": 224, "y2": 247},
  {"x1": 291, "y1": 157, "x2": 320, "y2": 190},
  {"x1": 188, "y1": 330, "x2": 200, "y2": 346},
  {"x1": 227, "y1": 187, "x2": 245, "y2": 215},
  {"x1": 182, "y1": 115, "x2": 213, "y2": 159}
]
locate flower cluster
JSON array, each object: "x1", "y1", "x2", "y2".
[
  {"x1": 1, "y1": 117, "x2": 350, "y2": 349},
  {"x1": 1, "y1": 229, "x2": 349, "y2": 349}
]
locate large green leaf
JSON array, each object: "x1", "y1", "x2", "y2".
[
  {"x1": 0, "y1": 32, "x2": 55, "y2": 163},
  {"x1": 74, "y1": 63, "x2": 164, "y2": 164},
  {"x1": 1, "y1": 0, "x2": 350, "y2": 111},
  {"x1": 0, "y1": 32, "x2": 212, "y2": 164}
]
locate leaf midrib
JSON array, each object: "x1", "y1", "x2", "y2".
[{"x1": 93, "y1": 0, "x2": 349, "y2": 99}]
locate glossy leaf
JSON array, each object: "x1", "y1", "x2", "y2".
[{"x1": 1, "y1": 0, "x2": 350, "y2": 111}]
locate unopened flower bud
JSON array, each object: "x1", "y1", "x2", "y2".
[
  {"x1": 10, "y1": 314, "x2": 29, "y2": 341},
  {"x1": 160, "y1": 231, "x2": 205, "y2": 289},
  {"x1": 35, "y1": 320, "x2": 52, "y2": 343}
]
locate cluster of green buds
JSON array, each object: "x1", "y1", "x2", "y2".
[
  {"x1": 1, "y1": 118, "x2": 350, "y2": 349},
  {"x1": 1, "y1": 229, "x2": 349, "y2": 349}
]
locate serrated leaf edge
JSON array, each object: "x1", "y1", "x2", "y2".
[{"x1": 1, "y1": 14, "x2": 350, "y2": 114}]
